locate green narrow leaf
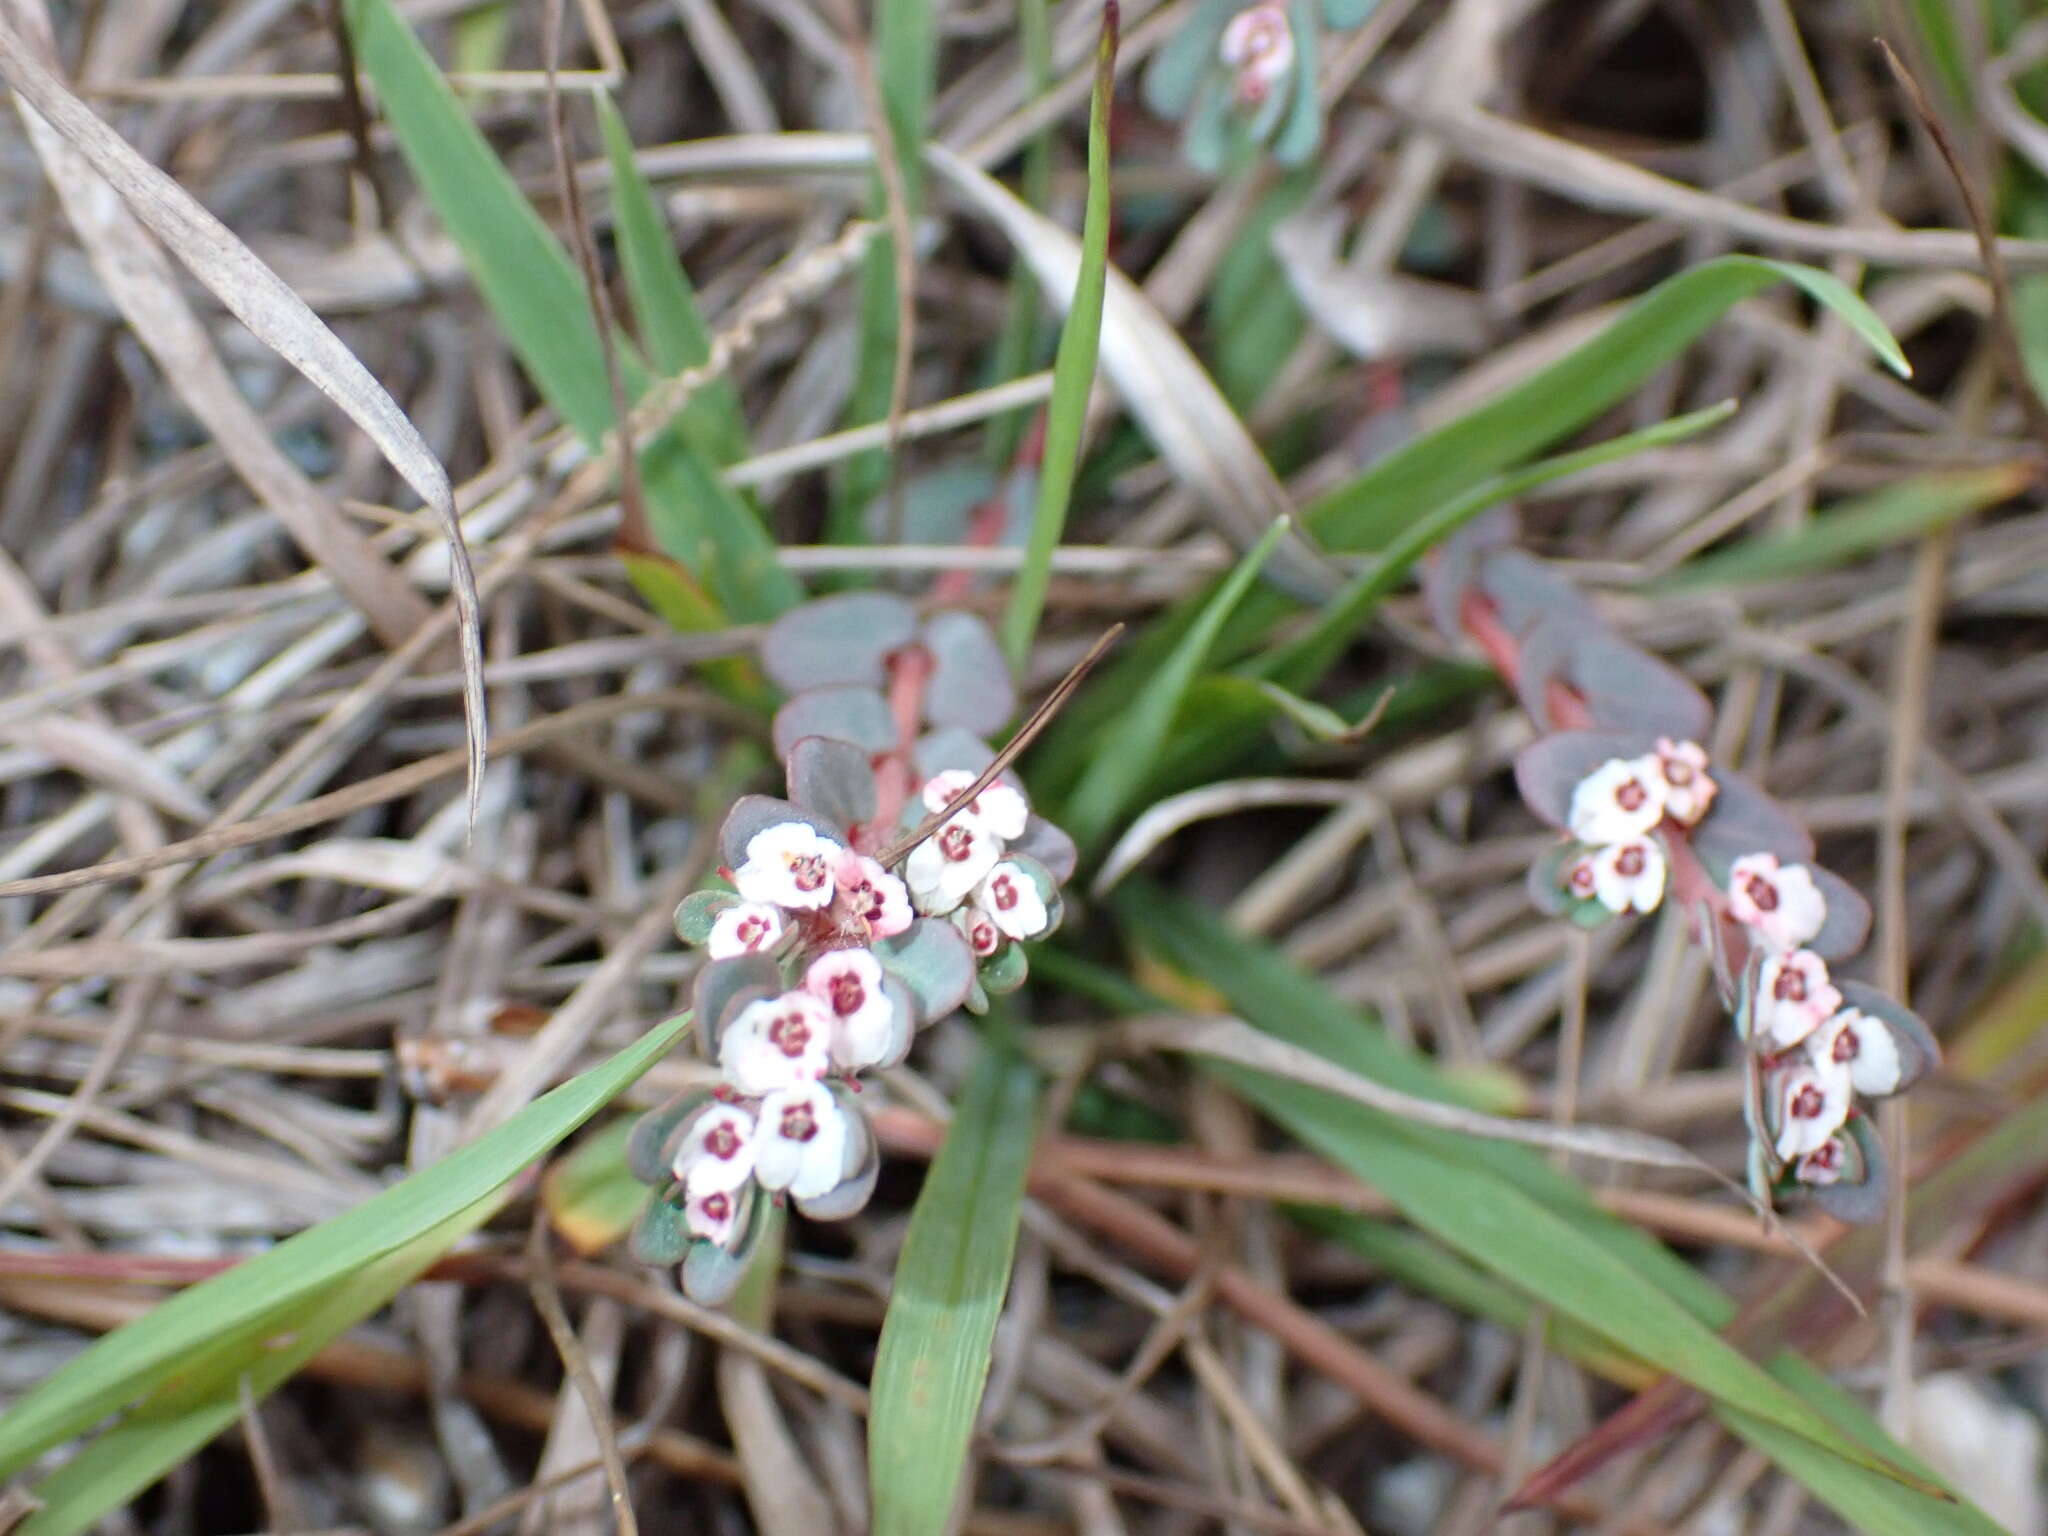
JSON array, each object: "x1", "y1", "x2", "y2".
[
  {"x1": 999, "y1": 6, "x2": 1116, "y2": 669},
  {"x1": 838, "y1": 0, "x2": 940, "y2": 533},
  {"x1": 595, "y1": 93, "x2": 750, "y2": 465},
  {"x1": 1031, "y1": 254, "x2": 1912, "y2": 788},
  {"x1": 0, "y1": 1011, "x2": 692, "y2": 1476},
  {"x1": 869, "y1": 1049, "x2": 1038, "y2": 1534},
  {"x1": 1064, "y1": 517, "x2": 1290, "y2": 852},
  {"x1": 16, "y1": 1209, "x2": 487, "y2": 1536},
  {"x1": 1651, "y1": 463, "x2": 2028, "y2": 592},
  {"x1": 340, "y1": 0, "x2": 797, "y2": 621}
]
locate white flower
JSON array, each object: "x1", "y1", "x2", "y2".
[
  {"x1": 719, "y1": 992, "x2": 833, "y2": 1096},
  {"x1": 1219, "y1": 2, "x2": 1293, "y2": 103},
  {"x1": 832, "y1": 850, "x2": 912, "y2": 939},
  {"x1": 1809, "y1": 1007, "x2": 1902, "y2": 1098},
  {"x1": 804, "y1": 949, "x2": 904, "y2": 1071},
  {"x1": 753, "y1": 1083, "x2": 850, "y2": 1200},
  {"x1": 670, "y1": 1102, "x2": 756, "y2": 1196},
  {"x1": 1590, "y1": 838, "x2": 1665, "y2": 914},
  {"x1": 706, "y1": 901, "x2": 785, "y2": 960},
  {"x1": 975, "y1": 861, "x2": 1050, "y2": 942},
  {"x1": 905, "y1": 820, "x2": 1001, "y2": 915},
  {"x1": 921, "y1": 770, "x2": 1029, "y2": 841},
  {"x1": 1726, "y1": 852, "x2": 1826, "y2": 952},
  {"x1": 733, "y1": 822, "x2": 842, "y2": 910},
  {"x1": 1651, "y1": 738, "x2": 1717, "y2": 827},
  {"x1": 686, "y1": 1186, "x2": 744, "y2": 1245},
  {"x1": 1795, "y1": 1135, "x2": 1849, "y2": 1186},
  {"x1": 1752, "y1": 949, "x2": 1841, "y2": 1049},
  {"x1": 1568, "y1": 756, "x2": 1667, "y2": 844},
  {"x1": 1772, "y1": 1057, "x2": 1851, "y2": 1162},
  {"x1": 956, "y1": 906, "x2": 1002, "y2": 958},
  {"x1": 1563, "y1": 851, "x2": 1600, "y2": 903}
]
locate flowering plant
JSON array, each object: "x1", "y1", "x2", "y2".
[
  {"x1": 1426, "y1": 513, "x2": 1940, "y2": 1222},
  {"x1": 1142, "y1": 0, "x2": 1380, "y2": 173},
  {"x1": 625, "y1": 595, "x2": 1075, "y2": 1302}
]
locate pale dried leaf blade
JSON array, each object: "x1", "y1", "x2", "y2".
[{"x1": 0, "y1": 17, "x2": 487, "y2": 820}]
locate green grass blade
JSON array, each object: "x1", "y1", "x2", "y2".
[
  {"x1": 1651, "y1": 463, "x2": 2028, "y2": 592},
  {"x1": 999, "y1": 7, "x2": 1116, "y2": 670},
  {"x1": 869, "y1": 1048, "x2": 1038, "y2": 1535},
  {"x1": 15, "y1": 1209, "x2": 488, "y2": 1536},
  {"x1": 595, "y1": 93, "x2": 750, "y2": 465},
  {"x1": 1259, "y1": 399, "x2": 1739, "y2": 691},
  {"x1": 1031, "y1": 255, "x2": 1911, "y2": 788},
  {"x1": 1113, "y1": 889, "x2": 1945, "y2": 1494},
  {"x1": 1064, "y1": 517, "x2": 1290, "y2": 853},
  {"x1": 340, "y1": 0, "x2": 796, "y2": 621},
  {"x1": 0, "y1": 1011, "x2": 691, "y2": 1477}
]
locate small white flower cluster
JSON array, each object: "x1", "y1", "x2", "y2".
[
  {"x1": 667, "y1": 821, "x2": 920, "y2": 1247},
  {"x1": 905, "y1": 771, "x2": 1055, "y2": 957},
  {"x1": 1219, "y1": 2, "x2": 1294, "y2": 103},
  {"x1": 1732, "y1": 856, "x2": 1900, "y2": 1184},
  {"x1": 1560, "y1": 737, "x2": 1714, "y2": 915}
]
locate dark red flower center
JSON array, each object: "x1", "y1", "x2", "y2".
[
  {"x1": 1615, "y1": 846, "x2": 1645, "y2": 878},
  {"x1": 1807, "y1": 1140, "x2": 1842, "y2": 1171},
  {"x1": 769, "y1": 1013, "x2": 813, "y2": 1057},
  {"x1": 1615, "y1": 779, "x2": 1647, "y2": 812},
  {"x1": 1774, "y1": 967, "x2": 1807, "y2": 1003},
  {"x1": 829, "y1": 973, "x2": 865, "y2": 1016},
  {"x1": 701, "y1": 1192, "x2": 731, "y2": 1221},
  {"x1": 938, "y1": 825, "x2": 974, "y2": 863},
  {"x1": 1567, "y1": 862, "x2": 1596, "y2": 895},
  {"x1": 779, "y1": 1103, "x2": 818, "y2": 1142},
  {"x1": 705, "y1": 1121, "x2": 742, "y2": 1160},
  {"x1": 790, "y1": 853, "x2": 828, "y2": 892},
  {"x1": 991, "y1": 875, "x2": 1019, "y2": 911},
  {"x1": 1745, "y1": 874, "x2": 1780, "y2": 912},
  {"x1": 1830, "y1": 1025, "x2": 1859, "y2": 1064},
  {"x1": 735, "y1": 915, "x2": 771, "y2": 947},
  {"x1": 1790, "y1": 1083, "x2": 1825, "y2": 1119},
  {"x1": 969, "y1": 917, "x2": 999, "y2": 956}
]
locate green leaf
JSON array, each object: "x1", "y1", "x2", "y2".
[
  {"x1": 15, "y1": 1211, "x2": 482, "y2": 1536},
  {"x1": 869, "y1": 1049, "x2": 1038, "y2": 1535},
  {"x1": 1113, "y1": 889, "x2": 1946, "y2": 1495},
  {"x1": 542, "y1": 1116, "x2": 647, "y2": 1255},
  {"x1": 1064, "y1": 518, "x2": 1290, "y2": 852},
  {"x1": 340, "y1": 0, "x2": 796, "y2": 621},
  {"x1": 1259, "y1": 400, "x2": 1738, "y2": 692},
  {"x1": 1651, "y1": 464, "x2": 2029, "y2": 592},
  {"x1": 595, "y1": 93, "x2": 750, "y2": 465},
  {"x1": 999, "y1": 5, "x2": 1115, "y2": 670},
  {"x1": 0, "y1": 1012, "x2": 692, "y2": 1478}
]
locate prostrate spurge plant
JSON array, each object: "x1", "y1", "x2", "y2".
[
  {"x1": 626, "y1": 595, "x2": 1076, "y2": 1302},
  {"x1": 1426, "y1": 513, "x2": 1940, "y2": 1222}
]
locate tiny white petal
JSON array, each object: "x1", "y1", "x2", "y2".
[
  {"x1": 671, "y1": 1104, "x2": 757, "y2": 1196},
  {"x1": 1772, "y1": 1058, "x2": 1851, "y2": 1162},
  {"x1": 1751, "y1": 949, "x2": 1841, "y2": 1049},
  {"x1": 718, "y1": 992, "x2": 833, "y2": 1096},
  {"x1": 1651, "y1": 738, "x2": 1717, "y2": 827},
  {"x1": 754, "y1": 1084, "x2": 850, "y2": 1200},
  {"x1": 1727, "y1": 853, "x2": 1827, "y2": 952},
  {"x1": 706, "y1": 902, "x2": 785, "y2": 960},
  {"x1": 804, "y1": 948, "x2": 902, "y2": 1071},
  {"x1": 1795, "y1": 1138, "x2": 1849, "y2": 1187},
  {"x1": 1567, "y1": 757, "x2": 1667, "y2": 844},
  {"x1": 686, "y1": 1187, "x2": 743, "y2": 1245},
  {"x1": 975, "y1": 861, "x2": 1050, "y2": 941},
  {"x1": 1590, "y1": 838, "x2": 1665, "y2": 915},
  {"x1": 732, "y1": 822, "x2": 842, "y2": 911},
  {"x1": 832, "y1": 851, "x2": 912, "y2": 938},
  {"x1": 1219, "y1": 1, "x2": 1293, "y2": 98},
  {"x1": 905, "y1": 820, "x2": 1000, "y2": 914},
  {"x1": 920, "y1": 770, "x2": 1030, "y2": 841},
  {"x1": 1811, "y1": 1007, "x2": 1902, "y2": 1098}
]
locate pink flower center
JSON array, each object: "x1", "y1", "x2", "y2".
[
  {"x1": 1774, "y1": 968, "x2": 1807, "y2": 1003},
  {"x1": 1665, "y1": 759, "x2": 1694, "y2": 786},
  {"x1": 938, "y1": 825, "x2": 974, "y2": 862},
  {"x1": 828, "y1": 972, "x2": 865, "y2": 1016},
  {"x1": 769, "y1": 1012, "x2": 813, "y2": 1057},
  {"x1": 1830, "y1": 1025, "x2": 1860, "y2": 1064},
  {"x1": 702, "y1": 1191, "x2": 731, "y2": 1221},
  {"x1": 969, "y1": 917, "x2": 999, "y2": 956},
  {"x1": 1615, "y1": 846, "x2": 1646, "y2": 878},
  {"x1": 1808, "y1": 1140, "x2": 1842, "y2": 1171},
  {"x1": 1615, "y1": 779, "x2": 1647, "y2": 813},
  {"x1": 1744, "y1": 874, "x2": 1780, "y2": 913},
  {"x1": 991, "y1": 874, "x2": 1019, "y2": 911},
  {"x1": 1790, "y1": 1083, "x2": 1825, "y2": 1120},
  {"x1": 1567, "y1": 861, "x2": 1596, "y2": 896},
  {"x1": 789, "y1": 854, "x2": 828, "y2": 893},
  {"x1": 779, "y1": 1103, "x2": 818, "y2": 1142},
  {"x1": 736, "y1": 915, "x2": 771, "y2": 948},
  {"x1": 705, "y1": 1122, "x2": 742, "y2": 1160}
]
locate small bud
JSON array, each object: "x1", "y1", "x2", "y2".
[
  {"x1": 975, "y1": 861, "x2": 1052, "y2": 942},
  {"x1": 1771, "y1": 1057, "x2": 1850, "y2": 1162},
  {"x1": 831, "y1": 850, "x2": 913, "y2": 938}
]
